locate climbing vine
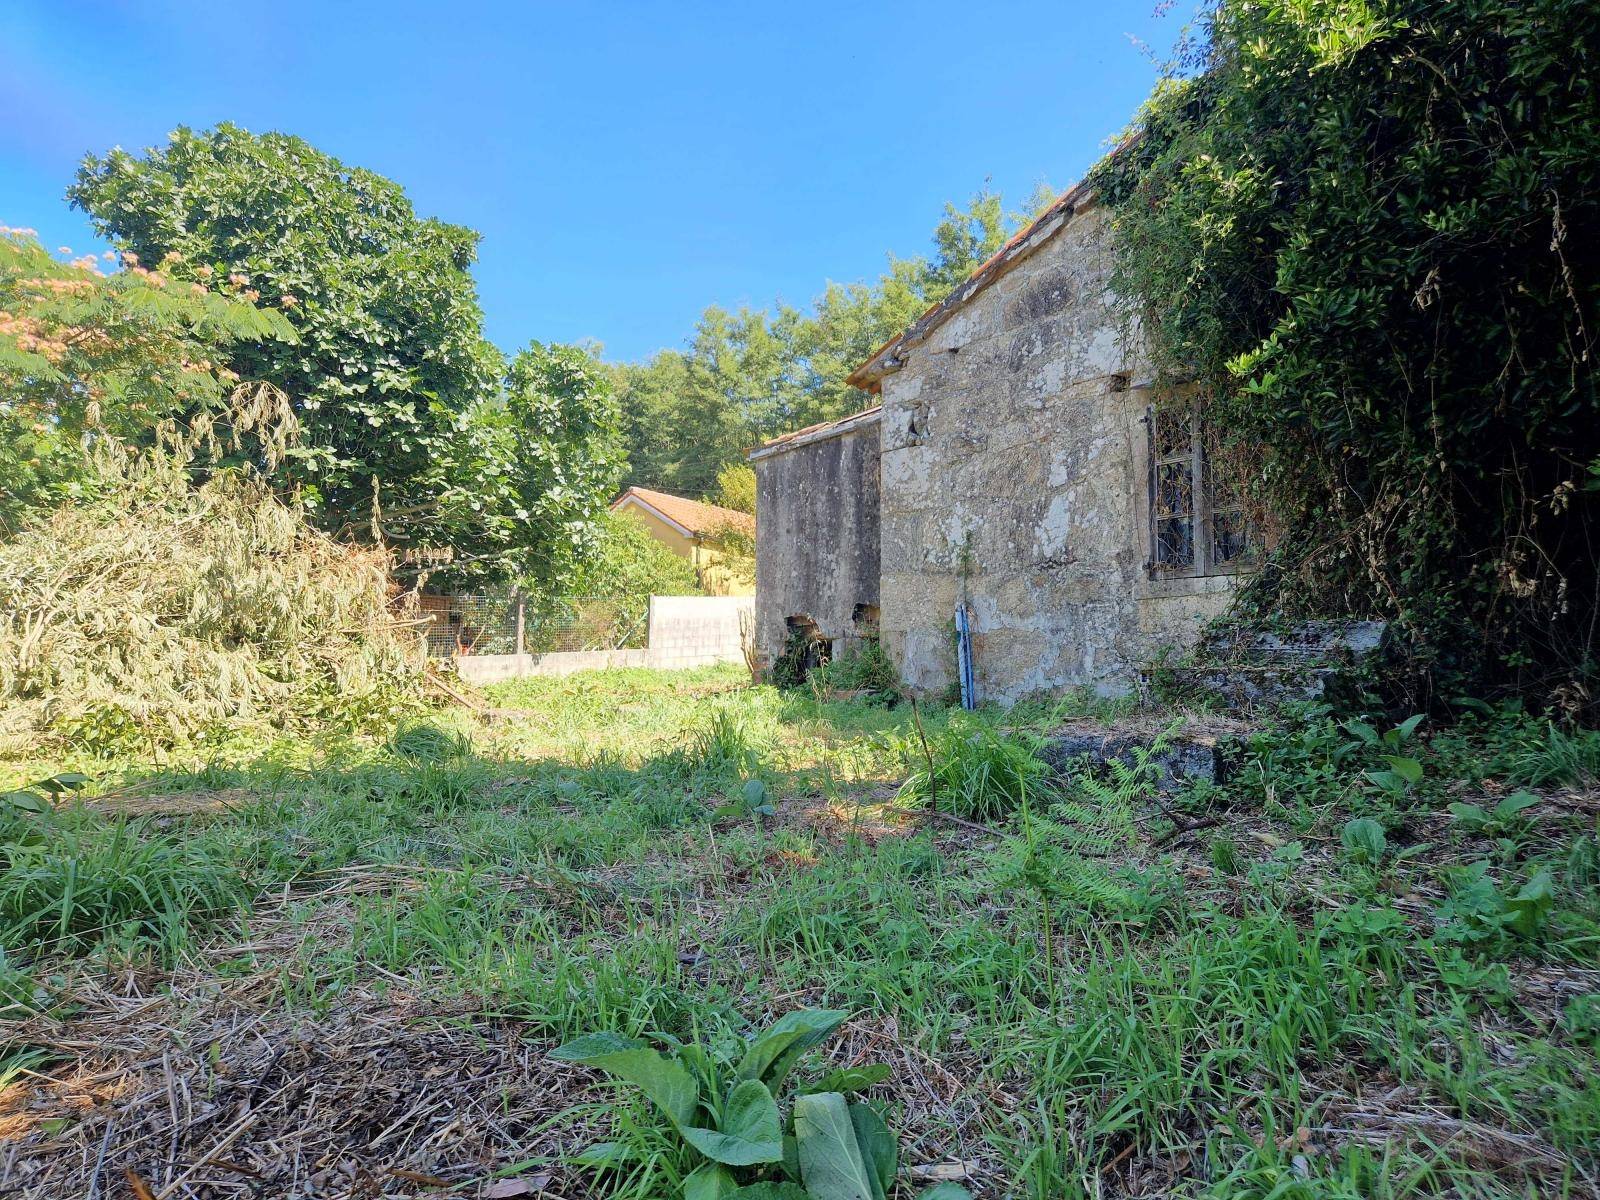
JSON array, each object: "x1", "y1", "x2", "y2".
[{"x1": 1092, "y1": 0, "x2": 1600, "y2": 710}]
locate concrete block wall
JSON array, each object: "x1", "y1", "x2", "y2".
[
  {"x1": 453, "y1": 596, "x2": 753, "y2": 684},
  {"x1": 455, "y1": 649, "x2": 651, "y2": 685},
  {"x1": 645, "y1": 595, "x2": 753, "y2": 669}
]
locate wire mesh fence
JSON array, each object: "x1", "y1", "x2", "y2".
[{"x1": 419, "y1": 591, "x2": 645, "y2": 658}]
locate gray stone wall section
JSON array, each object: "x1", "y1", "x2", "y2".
[
  {"x1": 751, "y1": 416, "x2": 881, "y2": 667},
  {"x1": 877, "y1": 200, "x2": 1239, "y2": 703}
]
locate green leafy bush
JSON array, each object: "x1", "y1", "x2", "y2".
[
  {"x1": 552, "y1": 1009, "x2": 967, "y2": 1200},
  {"x1": 1436, "y1": 861, "x2": 1555, "y2": 950},
  {"x1": 555, "y1": 508, "x2": 705, "y2": 635},
  {"x1": 1348, "y1": 716, "x2": 1426, "y2": 800},
  {"x1": 713, "y1": 779, "x2": 777, "y2": 827},
  {"x1": 808, "y1": 641, "x2": 901, "y2": 705},
  {"x1": 1448, "y1": 792, "x2": 1540, "y2": 839},
  {"x1": 1340, "y1": 817, "x2": 1388, "y2": 864}
]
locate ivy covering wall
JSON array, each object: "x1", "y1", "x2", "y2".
[{"x1": 1092, "y1": 0, "x2": 1600, "y2": 709}]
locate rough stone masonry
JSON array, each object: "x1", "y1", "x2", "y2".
[
  {"x1": 748, "y1": 407, "x2": 882, "y2": 671},
  {"x1": 754, "y1": 185, "x2": 1248, "y2": 703}
]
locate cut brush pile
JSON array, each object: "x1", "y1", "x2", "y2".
[{"x1": 0, "y1": 457, "x2": 422, "y2": 754}]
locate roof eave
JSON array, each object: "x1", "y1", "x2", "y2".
[
  {"x1": 611, "y1": 493, "x2": 699, "y2": 539},
  {"x1": 747, "y1": 405, "x2": 882, "y2": 464},
  {"x1": 846, "y1": 179, "x2": 1100, "y2": 391}
]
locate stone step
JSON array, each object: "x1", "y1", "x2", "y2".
[
  {"x1": 1038, "y1": 716, "x2": 1257, "y2": 792},
  {"x1": 1159, "y1": 618, "x2": 1389, "y2": 711},
  {"x1": 1166, "y1": 663, "x2": 1340, "y2": 709},
  {"x1": 1201, "y1": 619, "x2": 1387, "y2": 666}
]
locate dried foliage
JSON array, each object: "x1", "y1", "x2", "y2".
[{"x1": 0, "y1": 449, "x2": 421, "y2": 754}]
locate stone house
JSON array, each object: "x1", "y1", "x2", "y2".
[{"x1": 750, "y1": 181, "x2": 1254, "y2": 702}]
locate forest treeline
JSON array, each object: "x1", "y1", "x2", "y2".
[{"x1": 610, "y1": 187, "x2": 1054, "y2": 499}]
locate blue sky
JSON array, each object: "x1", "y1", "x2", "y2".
[{"x1": 2, "y1": 1, "x2": 1193, "y2": 362}]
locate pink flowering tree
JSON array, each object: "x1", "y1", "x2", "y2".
[{"x1": 0, "y1": 227, "x2": 294, "y2": 530}]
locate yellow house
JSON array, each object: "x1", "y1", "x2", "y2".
[{"x1": 610, "y1": 486, "x2": 756, "y2": 596}]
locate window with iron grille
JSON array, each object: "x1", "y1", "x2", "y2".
[{"x1": 1147, "y1": 404, "x2": 1254, "y2": 576}]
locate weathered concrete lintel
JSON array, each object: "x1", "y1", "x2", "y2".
[{"x1": 748, "y1": 406, "x2": 882, "y2": 464}]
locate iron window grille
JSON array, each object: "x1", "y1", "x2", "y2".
[{"x1": 1146, "y1": 404, "x2": 1254, "y2": 576}]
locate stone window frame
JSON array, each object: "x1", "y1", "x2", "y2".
[{"x1": 1142, "y1": 403, "x2": 1254, "y2": 579}]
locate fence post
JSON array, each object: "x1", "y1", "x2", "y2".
[{"x1": 514, "y1": 591, "x2": 526, "y2": 657}]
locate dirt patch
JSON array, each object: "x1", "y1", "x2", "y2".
[
  {"x1": 75, "y1": 786, "x2": 259, "y2": 819},
  {"x1": 2, "y1": 976, "x2": 601, "y2": 1199}
]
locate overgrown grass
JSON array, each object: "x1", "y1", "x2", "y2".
[
  {"x1": 895, "y1": 715, "x2": 1053, "y2": 822},
  {"x1": 3, "y1": 667, "x2": 1597, "y2": 1197}
]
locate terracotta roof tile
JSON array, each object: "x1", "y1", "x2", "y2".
[{"x1": 611, "y1": 487, "x2": 755, "y2": 537}]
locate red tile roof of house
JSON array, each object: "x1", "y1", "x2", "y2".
[{"x1": 611, "y1": 486, "x2": 756, "y2": 537}]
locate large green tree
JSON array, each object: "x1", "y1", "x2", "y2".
[
  {"x1": 452, "y1": 342, "x2": 625, "y2": 589},
  {"x1": 1094, "y1": 0, "x2": 1600, "y2": 704},
  {"x1": 68, "y1": 125, "x2": 620, "y2": 585}
]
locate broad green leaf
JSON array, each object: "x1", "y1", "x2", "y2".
[
  {"x1": 848, "y1": 1102, "x2": 896, "y2": 1200},
  {"x1": 1345, "y1": 720, "x2": 1379, "y2": 746},
  {"x1": 39, "y1": 772, "x2": 90, "y2": 793},
  {"x1": 736, "y1": 1009, "x2": 849, "y2": 1086},
  {"x1": 742, "y1": 778, "x2": 768, "y2": 807},
  {"x1": 684, "y1": 1163, "x2": 739, "y2": 1200},
  {"x1": 1, "y1": 791, "x2": 47, "y2": 813},
  {"x1": 551, "y1": 1031, "x2": 648, "y2": 1061},
  {"x1": 1383, "y1": 755, "x2": 1423, "y2": 784},
  {"x1": 803, "y1": 1064, "x2": 891, "y2": 1095},
  {"x1": 1506, "y1": 869, "x2": 1554, "y2": 937},
  {"x1": 1494, "y1": 792, "x2": 1540, "y2": 820},
  {"x1": 1393, "y1": 714, "x2": 1426, "y2": 740},
  {"x1": 681, "y1": 1079, "x2": 782, "y2": 1166},
  {"x1": 1366, "y1": 770, "x2": 1403, "y2": 794},
  {"x1": 918, "y1": 1185, "x2": 974, "y2": 1199},
  {"x1": 550, "y1": 1038, "x2": 698, "y2": 1129},
  {"x1": 793, "y1": 1091, "x2": 876, "y2": 1200},
  {"x1": 1340, "y1": 817, "x2": 1386, "y2": 861}
]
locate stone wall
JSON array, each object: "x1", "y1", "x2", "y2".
[
  {"x1": 749, "y1": 410, "x2": 881, "y2": 668},
  {"x1": 876, "y1": 200, "x2": 1241, "y2": 703}
]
